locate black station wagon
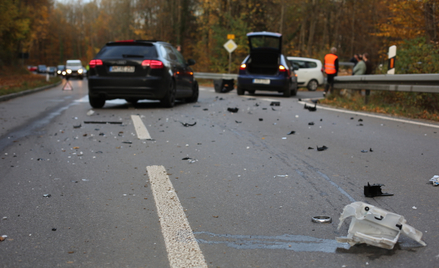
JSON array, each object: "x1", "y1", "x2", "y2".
[{"x1": 88, "y1": 40, "x2": 198, "y2": 108}]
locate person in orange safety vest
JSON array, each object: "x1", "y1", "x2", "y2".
[{"x1": 323, "y1": 47, "x2": 339, "y2": 96}]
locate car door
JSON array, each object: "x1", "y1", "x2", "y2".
[
  {"x1": 173, "y1": 47, "x2": 193, "y2": 94},
  {"x1": 163, "y1": 46, "x2": 186, "y2": 96}
]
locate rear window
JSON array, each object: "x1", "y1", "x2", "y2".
[
  {"x1": 250, "y1": 36, "x2": 280, "y2": 51},
  {"x1": 97, "y1": 44, "x2": 158, "y2": 58},
  {"x1": 290, "y1": 60, "x2": 317, "y2": 69}
]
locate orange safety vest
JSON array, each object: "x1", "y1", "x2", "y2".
[{"x1": 324, "y1": 54, "x2": 338, "y2": 75}]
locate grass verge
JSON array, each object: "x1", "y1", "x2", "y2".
[
  {"x1": 320, "y1": 90, "x2": 439, "y2": 122},
  {"x1": 0, "y1": 66, "x2": 61, "y2": 97}
]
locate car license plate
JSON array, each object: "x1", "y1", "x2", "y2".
[
  {"x1": 253, "y1": 79, "x2": 270, "y2": 85},
  {"x1": 110, "y1": 66, "x2": 135, "y2": 73}
]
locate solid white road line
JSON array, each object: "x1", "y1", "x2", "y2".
[
  {"x1": 298, "y1": 100, "x2": 439, "y2": 129},
  {"x1": 131, "y1": 115, "x2": 152, "y2": 140},
  {"x1": 147, "y1": 165, "x2": 207, "y2": 268}
]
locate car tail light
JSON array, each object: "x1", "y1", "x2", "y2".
[
  {"x1": 321, "y1": 68, "x2": 324, "y2": 73},
  {"x1": 279, "y1": 65, "x2": 287, "y2": 72},
  {"x1": 142, "y1": 60, "x2": 164, "y2": 69},
  {"x1": 89, "y1": 59, "x2": 103, "y2": 68},
  {"x1": 240, "y1": 64, "x2": 246, "y2": 70},
  {"x1": 116, "y1": 40, "x2": 134, "y2": 43}
]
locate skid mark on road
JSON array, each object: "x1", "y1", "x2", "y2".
[
  {"x1": 131, "y1": 115, "x2": 152, "y2": 140},
  {"x1": 195, "y1": 232, "x2": 349, "y2": 253},
  {"x1": 147, "y1": 165, "x2": 208, "y2": 268}
]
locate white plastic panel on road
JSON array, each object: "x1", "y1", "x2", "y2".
[
  {"x1": 131, "y1": 115, "x2": 152, "y2": 140},
  {"x1": 147, "y1": 165, "x2": 207, "y2": 268}
]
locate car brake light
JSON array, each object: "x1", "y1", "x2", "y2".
[
  {"x1": 279, "y1": 65, "x2": 286, "y2": 72},
  {"x1": 240, "y1": 64, "x2": 246, "y2": 70},
  {"x1": 116, "y1": 40, "x2": 135, "y2": 43},
  {"x1": 89, "y1": 59, "x2": 103, "y2": 68},
  {"x1": 142, "y1": 60, "x2": 164, "y2": 69},
  {"x1": 321, "y1": 68, "x2": 324, "y2": 73}
]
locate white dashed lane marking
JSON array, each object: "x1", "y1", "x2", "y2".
[
  {"x1": 147, "y1": 165, "x2": 208, "y2": 268},
  {"x1": 131, "y1": 115, "x2": 152, "y2": 140}
]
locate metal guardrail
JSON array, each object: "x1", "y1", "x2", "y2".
[
  {"x1": 334, "y1": 73, "x2": 439, "y2": 93},
  {"x1": 194, "y1": 72, "x2": 238, "y2": 80}
]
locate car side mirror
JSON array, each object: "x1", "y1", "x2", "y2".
[
  {"x1": 293, "y1": 65, "x2": 299, "y2": 71},
  {"x1": 187, "y1": 59, "x2": 196, "y2": 66}
]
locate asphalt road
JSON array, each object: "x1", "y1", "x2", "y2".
[{"x1": 1, "y1": 80, "x2": 439, "y2": 268}]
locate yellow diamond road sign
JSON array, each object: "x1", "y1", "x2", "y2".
[{"x1": 223, "y1": 39, "x2": 237, "y2": 53}]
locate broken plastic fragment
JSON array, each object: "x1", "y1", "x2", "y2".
[
  {"x1": 304, "y1": 103, "x2": 317, "y2": 112},
  {"x1": 122, "y1": 141, "x2": 132, "y2": 144},
  {"x1": 364, "y1": 183, "x2": 393, "y2": 197},
  {"x1": 181, "y1": 122, "x2": 196, "y2": 127},
  {"x1": 227, "y1": 107, "x2": 239, "y2": 113},
  {"x1": 429, "y1": 175, "x2": 439, "y2": 186},
  {"x1": 87, "y1": 110, "x2": 95, "y2": 116},
  {"x1": 274, "y1": 175, "x2": 288, "y2": 178},
  {"x1": 270, "y1": 102, "x2": 280, "y2": 106},
  {"x1": 287, "y1": 131, "x2": 295, "y2": 135},
  {"x1": 312, "y1": 216, "x2": 332, "y2": 223},
  {"x1": 259, "y1": 118, "x2": 263, "y2": 121},
  {"x1": 336, "y1": 201, "x2": 426, "y2": 249},
  {"x1": 308, "y1": 122, "x2": 314, "y2": 125},
  {"x1": 361, "y1": 150, "x2": 368, "y2": 153},
  {"x1": 317, "y1": 145, "x2": 328, "y2": 151},
  {"x1": 235, "y1": 120, "x2": 242, "y2": 123},
  {"x1": 43, "y1": 194, "x2": 51, "y2": 198},
  {"x1": 73, "y1": 124, "x2": 81, "y2": 129},
  {"x1": 308, "y1": 147, "x2": 314, "y2": 150}
]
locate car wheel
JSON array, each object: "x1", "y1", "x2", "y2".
[
  {"x1": 185, "y1": 81, "x2": 199, "y2": 103},
  {"x1": 89, "y1": 96, "x2": 105, "y2": 108},
  {"x1": 237, "y1": 86, "x2": 245, "y2": 95},
  {"x1": 160, "y1": 80, "x2": 176, "y2": 107},
  {"x1": 283, "y1": 85, "x2": 291, "y2": 97},
  {"x1": 307, "y1": 79, "x2": 318, "y2": 91}
]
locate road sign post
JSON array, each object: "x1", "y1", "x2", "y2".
[
  {"x1": 388, "y1": 45, "x2": 397, "y2": 75},
  {"x1": 223, "y1": 39, "x2": 237, "y2": 74}
]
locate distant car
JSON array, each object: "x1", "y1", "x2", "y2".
[
  {"x1": 47, "y1": 66, "x2": 57, "y2": 75},
  {"x1": 27, "y1": 66, "x2": 37, "y2": 72},
  {"x1": 37, "y1": 65, "x2": 47, "y2": 73},
  {"x1": 287, "y1": 57, "x2": 324, "y2": 91},
  {"x1": 65, "y1": 60, "x2": 85, "y2": 79},
  {"x1": 88, "y1": 40, "x2": 198, "y2": 108},
  {"x1": 56, "y1": 65, "x2": 65, "y2": 76},
  {"x1": 237, "y1": 32, "x2": 298, "y2": 97}
]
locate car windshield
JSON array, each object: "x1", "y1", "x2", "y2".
[
  {"x1": 67, "y1": 62, "x2": 81, "y2": 67},
  {"x1": 250, "y1": 36, "x2": 280, "y2": 51},
  {"x1": 97, "y1": 44, "x2": 158, "y2": 58}
]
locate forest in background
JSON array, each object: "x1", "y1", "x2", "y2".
[{"x1": 1, "y1": 0, "x2": 438, "y2": 74}]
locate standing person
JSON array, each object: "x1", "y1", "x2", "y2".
[
  {"x1": 324, "y1": 47, "x2": 339, "y2": 97},
  {"x1": 363, "y1": 53, "x2": 373, "y2": 74},
  {"x1": 349, "y1": 54, "x2": 361, "y2": 67},
  {"x1": 353, "y1": 55, "x2": 366, "y2": 75}
]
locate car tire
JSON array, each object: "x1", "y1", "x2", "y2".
[
  {"x1": 283, "y1": 85, "x2": 291, "y2": 97},
  {"x1": 89, "y1": 96, "x2": 105, "y2": 108},
  {"x1": 185, "y1": 81, "x2": 199, "y2": 103},
  {"x1": 160, "y1": 80, "x2": 176, "y2": 108},
  {"x1": 237, "y1": 86, "x2": 245, "y2": 95},
  {"x1": 307, "y1": 79, "x2": 318, "y2": 91}
]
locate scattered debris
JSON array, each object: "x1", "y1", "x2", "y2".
[
  {"x1": 312, "y1": 216, "x2": 332, "y2": 223},
  {"x1": 37, "y1": 158, "x2": 44, "y2": 161},
  {"x1": 274, "y1": 175, "x2": 288, "y2": 178},
  {"x1": 304, "y1": 103, "x2": 317, "y2": 112},
  {"x1": 361, "y1": 150, "x2": 368, "y2": 153},
  {"x1": 227, "y1": 107, "x2": 239, "y2": 113},
  {"x1": 43, "y1": 194, "x2": 51, "y2": 198},
  {"x1": 203, "y1": 108, "x2": 208, "y2": 111},
  {"x1": 270, "y1": 101, "x2": 280, "y2": 106},
  {"x1": 235, "y1": 120, "x2": 242, "y2": 123},
  {"x1": 308, "y1": 122, "x2": 314, "y2": 125},
  {"x1": 181, "y1": 122, "x2": 197, "y2": 127},
  {"x1": 87, "y1": 110, "x2": 95, "y2": 116},
  {"x1": 287, "y1": 131, "x2": 295, "y2": 135},
  {"x1": 52, "y1": 228, "x2": 57, "y2": 231},
  {"x1": 336, "y1": 201, "x2": 426, "y2": 249},
  {"x1": 193, "y1": 105, "x2": 201, "y2": 107},
  {"x1": 370, "y1": 148, "x2": 373, "y2": 152},
  {"x1": 350, "y1": 117, "x2": 354, "y2": 120},
  {"x1": 182, "y1": 157, "x2": 197, "y2": 163},
  {"x1": 259, "y1": 118, "x2": 263, "y2": 121},
  {"x1": 84, "y1": 121, "x2": 122, "y2": 124},
  {"x1": 317, "y1": 145, "x2": 328, "y2": 151},
  {"x1": 358, "y1": 119, "x2": 363, "y2": 122},
  {"x1": 122, "y1": 141, "x2": 132, "y2": 144},
  {"x1": 429, "y1": 175, "x2": 439, "y2": 186},
  {"x1": 282, "y1": 137, "x2": 287, "y2": 140},
  {"x1": 0, "y1": 235, "x2": 7, "y2": 242},
  {"x1": 364, "y1": 183, "x2": 394, "y2": 197},
  {"x1": 308, "y1": 147, "x2": 314, "y2": 150},
  {"x1": 412, "y1": 206, "x2": 417, "y2": 210},
  {"x1": 271, "y1": 107, "x2": 276, "y2": 111},
  {"x1": 73, "y1": 124, "x2": 81, "y2": 129},
  {"x1": 357, "y1": 123, "x2": 363, "y2": 126}
]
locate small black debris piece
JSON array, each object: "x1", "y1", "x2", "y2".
[
  {"x1": 308, "y1": 122, "x2": 314, "y2": 125},
  {"x1": 182, "y1": 157, "x2": 191, "y2": 160},
  {"x1": 272, "y1": 107, "x2": 277, "y2": 111},
  {"x1": 99, "y1": 133, "x2": 105, "y2": 136},
  {"x1": 262, "y1": 108, "x2": 267, "y2": 110},
  {"x1": 316, "y1": 145, "x2": 328, "y2": 151},
  {"x1": 193, "y1": 105, "x2": 201, "y2": 107},
  {"x1": 308, "y1": 147, "x2": 314, "y2": 150},
  {"x1": 310, "y1": 99, "x2": 319, "y2": 104},
  {"x1": 361, "y1": 150, "x2": 368, "y2": 153},
  {"x1": 357, "y1": 123, "x2": 364, "y2": 126},
  {"x1": 203, "y1": 108, "x2": 208, "y2": 111},
  {"x1": 358, "y1": 119, "x2": 363, "y2": 122},
  {"x1": 52, "y1": 228, "x2": 57, "y2": 231},
  {"x1": 181, "y1": 122, "x2": 197, "y2": 127},
  {"x1": 259, "y1": 118, "x2": 263, "y2": 121},
  {"x1": 96, "y1": 151, "x2": 103, "y2": 154},
  {"x1": 235, "y1": 120, "x2": 242, "y2": 123},
  {"x1": 84, "y1": 121, "x2": 122, "y2": 125},
  {"x1": 37, "y1": 158, "x2": 44, "y2": 161},
  {"x1": 287, "y1": 131, "x2": 296, "y2": 135},
  {"x1": 122, "y1": 141, "x2": 132, "y2": 144},
  {"x1": 370, "y1": 148, "x2": 373, "y2": 152},
  {"x1": 364, "y1": 183, "x2": 394, "y2": 197},
  {"x1": 255, "y1": 103, "x2": 259, "y2": 107},
  {"x1": 304, "y1": 103, "x2": 317, "y2": 112},
  {"x1": 43, "y1": 194, "x2": 51, "y2": 198},
  {"x1": 73, "y1": 124, "x2": 81, "y2": 129},
  {"x1": 247, "y1": 98, "x2": 256, "y2": 100},
  {"x1": 350, "y1": 117, "x2": 354, "y2": 120},
  {"x1": 270, "y1": 102, "x2": 281, "y2": 106},
  {"x1": 227, "y1": 107, "x2": 239, "y2": 113}
]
